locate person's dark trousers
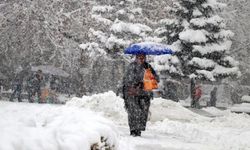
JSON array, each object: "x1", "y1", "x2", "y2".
[
  {"x1": 27, "y1": 88, "x2": 33, "y2": 103},
  {"x1": 130, "y1": 130, "x2": 141, "y2": 136},
  {"x1": 191, "y1": 98, "x2": 200, "y2": 109},
  {"x1": 32, "y1": 88, "x2": 42, "y2": 103},
  {"x1": 210, "y1": 100, "x2": 216, "y2": 107},
  {"x1": 191, "y1": 98, "x2": 195, "y2": 108},
  {"x1": 10, "y1": 86, "x2": 22, "y2": 102}
]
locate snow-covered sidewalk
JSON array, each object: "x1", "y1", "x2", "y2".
[
  {"x1": 68, "y1": 91, "x2": 250, "y2": 150},
  {"x1": 1, "y1": 91, "x2": 250, "y2": 150}
]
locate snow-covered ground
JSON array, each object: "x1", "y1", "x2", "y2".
[
  {"x1": 0, "y1": 101, "x2": 118, "y2": 150},
  {"x1": 1, "y1": 91, "x2": 250, "y2": 150}
]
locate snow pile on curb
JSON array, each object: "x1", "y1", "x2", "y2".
[
  {"x1": 150, "y1": 98, "x2": 208, "y2": 122},
  {"x1": 0, "y1": 102, "x2": 118, "y2": 150},
  {"x1": 241, "y1": 95, "x2": 250, "y2": 103},
  {"x1": 230, "y1": 103, "x2": 250, "y2": 113},
  {"x1": 66, "y1": 91, "x2": 128, "y2": 125},
  {"x1": 150, "y1": 103, "x2": 250, "y2": 150},
  {"x1": 67, "y1": 91, "x2": 211, "y2": 124},
  {"x1": 202, "y1": 107, "x2": 229, "y2": 116}
]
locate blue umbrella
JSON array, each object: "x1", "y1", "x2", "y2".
[{"x1": 124, "y1": 42, "x2": 174, "y2": 55}]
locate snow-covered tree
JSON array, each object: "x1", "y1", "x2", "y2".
[
  {"x1": 154, "y1": 0, "x2": 241, "y2": 81},
  {"x1": 85, "y1": 0, "x2": 157, "y2": 54}
]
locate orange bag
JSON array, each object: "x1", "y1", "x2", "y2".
[
  {"x1": 143, "y1": 69, "x2": 158, "y2": 91},
  {"x1": 41, "y1": 88, "x2": 49, "y2": 102}
]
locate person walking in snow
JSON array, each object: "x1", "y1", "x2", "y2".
[
  {"x1": 9, "y1": 67, "x2": 29, "y2": 102},
  {"x1": 190, "y1": 78, "x2": 196, "y2": 105},
  {"x1": 122, "y1": 54, "x2": 159, "y2": 136},
  {"x1": 210, "y1": 87, "x2": 217, "y2": 107},
  {"x1": 30, "y1": 70, "x2": 44, "y2": 103},
  {"x1": 191, "y1": 84, "x2": 202, "y2": 109}
]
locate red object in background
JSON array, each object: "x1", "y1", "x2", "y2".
[{"x1": 195, "y1": 87, "x2": 202, "y2": 99}]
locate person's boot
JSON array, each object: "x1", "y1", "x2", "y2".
[
  {"x1": 135, "y1": 130, "x2": 141, "y2": 136},
  {"x1": 130, "y1": 130, "x2": 136, "y2": 136}
]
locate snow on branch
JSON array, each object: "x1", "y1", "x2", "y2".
[
  {"x1": 110, "y1": 20, "x2": 152, "y2": 36},
  {"x1": 202, "y1": 0, "x2": 227, "y2": 9},
  {"x1": 190, "y1": 15, "x2": 224, "y2": 27},
  {"x1": 192, "y1": 8, "x2": 202, "y2": 17},
  {"x1": 79, "y1": 42, "x2": 107, "y2": 57},
  {"x1": 196, "y1": 70, "x2": 215, "y2": 81},
  {"x1": 179, "y1": 29, "x2": 208, "y2": 43},
  {"x1": 213, "y1": 30, "x2": 234, "y2": 39},
  {"x1": 223, "y1": 56, "x2": 239, "y2": 67},
  {"x1": 91, "y1": 14, "x2": 113, "y2": 25},
  {"x1": 189, "y1": 57, "x2": 216, "y2": 69},
  {"x1": 193, "y1": 40, "x2": 232, "y2": 55},
  {"x1": 105, "y1": 34, "x2": 130, "y2": 50},
  {"x1": 89, "y1": 29, "x2": 108, "y2": 43},
  {"x1": 212, "y1": 65, "x2": 240, "y2": 77},
  {"x1": 153, "y1": 55, "x2": 182, "y2": 74},
  {"x1": 92, "y1": 5, "x2": 114, "y2": 13}
]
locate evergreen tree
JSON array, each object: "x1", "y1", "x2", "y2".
[
  {"x1": 85, "y1": 0, "x2": 154, "y2": 55},
  {"x1": 155, "y1": 0, "x2": 240, "y2": 81}
]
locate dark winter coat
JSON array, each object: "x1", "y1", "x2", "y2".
[
  {"x1": 122, "y1": 61, "x2": 159, "y2": 131},
  {"x1": 190, "y1": 78, "x2": 195, "y2": 100},
  {"x1": 32, "y1": 75, "x2": 43, "y2": 91},
  {"x1": 210, "y1": 88, "x2": 217, "y2": 106},
  {"x1": 12, "y1": 70, "x2": 29, "y2": 91}
]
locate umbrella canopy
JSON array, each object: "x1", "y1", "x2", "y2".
[
  {"x1": 124, "y1": 42, "x2": 174, "y2": 55},
  {"x1": 31, "y1": 65, "x2": 70, "y2": 78}
]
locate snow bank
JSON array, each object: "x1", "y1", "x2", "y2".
[
  {"x1": 0, "y1": 102, "x2": 118, "y2": 150},
  {"x1": 150, "y1": 104, "x2": 250, "y2": 150},
  {"x1": 66, "y1": 91, "x2": 213, "y2": 124},
  {"x1": 149, "y1": 98, "x2": 208, "y2": 122},
  {"x1": 66, "y1": 91, "x2": 128, "y2": 125},
  {"x1": 241, "y1": 95, "x2": 250, "y2": 103},
  {"x1": 230, "y1": 103, "x2": 250, "y2": 113}
]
